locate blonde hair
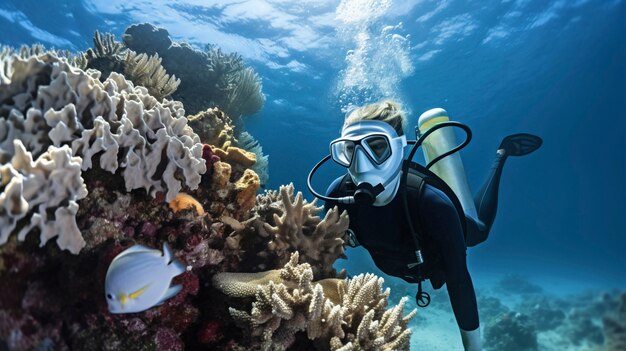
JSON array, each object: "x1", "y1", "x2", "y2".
[{"x1": 343, "y1": 100, "x2": 406, "y2": 136}]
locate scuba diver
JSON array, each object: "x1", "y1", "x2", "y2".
[{"x1": 307, "y1": 100, "x2": 542, "y2": 351}]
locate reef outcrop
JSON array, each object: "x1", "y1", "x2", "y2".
[
  {"x1": 213, "y1": 252, "x2": 416, "y2": 351},
  {"x1": 0, "y1": 50, "x2": 205, "y2": 253},
  {"x1": 122, "y1": 23, "x2": 265, "y2": 118}
]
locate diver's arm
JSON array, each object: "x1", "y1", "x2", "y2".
[{"x1": 419, "y1": 185, "x2": 481, "y2": 345}]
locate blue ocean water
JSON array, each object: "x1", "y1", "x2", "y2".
[
  {"x1": 2, "y1": 0, "x2": 624, "y2": 289},
  {"x1": 1, "y1": 0, "x2": 624, "y2": 348}
]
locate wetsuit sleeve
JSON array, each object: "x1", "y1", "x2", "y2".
[
  {"x1": 323, "y1": 176, "x2": 344, "y2": 212},
  {"x1": 419, "y1": 185, "x2": 479, "y2": 331}
]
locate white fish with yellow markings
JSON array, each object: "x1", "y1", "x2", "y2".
[{"x1": 105, "y1": 243, "x2": 186, "y2": 314}]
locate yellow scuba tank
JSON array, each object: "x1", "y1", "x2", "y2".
[{"x1": 418, "y1": 108, "x2": 477, "y2": 219}]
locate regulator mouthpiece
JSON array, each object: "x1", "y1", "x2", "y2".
[{"x1": 353, "y1": 183, "x2": 384, "y2": 205}]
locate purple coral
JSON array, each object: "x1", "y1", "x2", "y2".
[{"x1": 202, "y1": 144, "x2": 221, "y2": 174}]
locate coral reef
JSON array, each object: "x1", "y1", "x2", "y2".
[
  {"x1": 213, "y1": 252, "x2": 416, "y2": 351},
  {"x1": 187, "y1": 108, "x2": 269, "y2": 187},
  {"x1": 122, "y1": 23, "x2": 265, "y2": 118},
  {"x1": 227, "y1": 183, "x2": 349, "y2": 279},
  {"x1": 0, "y1": 50, "x2": 206, "y2": 252},
  {"x1": 484, "y1": 311, "x2": 538, "y2": 351},
  {"x1": 236, "y1": 131, "x2": 269, "y2": 187},
  {"x1": 597, "y1": 292, "x2": 626, "y2": 351},
  {"x1": 515, "y1": 295, "x2": 566, "y2": 332},
  {"x1": 496, "y1": 274, "x2": 543, "y2": 295},
  {"x1": 77, "y1": 31, "x2": 180, "y2": 100},
  {"x1": 187, "y1": 107, "x2": 236, "y2": 149},
  {"x1": 475, "y1": 287, "x2": 626, "y2": 351}
]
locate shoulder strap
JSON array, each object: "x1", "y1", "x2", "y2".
[{"x1": 405, "y1": 161, "x2": 468, "y2": 242}]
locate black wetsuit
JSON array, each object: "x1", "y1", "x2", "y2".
[{"x1": 324, "y1": 151, "x2": 508, "y2": 331}]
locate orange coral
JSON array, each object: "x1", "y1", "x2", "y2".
[{"x1": 168, "y1": 193, "x2": 205, "y2": 215}]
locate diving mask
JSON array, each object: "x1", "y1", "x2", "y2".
[{"x1": 330, "y1": 120, "x2": 407, "y2": 205}]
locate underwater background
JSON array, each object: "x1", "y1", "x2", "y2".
[{"x1": 0, "y1": 0, "x2": 624, "y2": 350}]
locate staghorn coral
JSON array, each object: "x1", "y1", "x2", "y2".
[
  {"x1": 224, "y1": 183, "x2": 349, "y2": 279},
  {"x1": 213, "y1": 252, "x2": 416, "y2": 351},
  {"x1": 265, "y1": 184, "x2": 349, "y2": 279},
  {"x1": 0, "y1": 140, "x2": 88, "y2": 254},
  {"x1": 122, "y1": 23, "x2": 265, "y2": 117}
]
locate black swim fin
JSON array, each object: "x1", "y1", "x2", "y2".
[{"x1": 498, "y1": 133, "x2": 542, "y2": 156}]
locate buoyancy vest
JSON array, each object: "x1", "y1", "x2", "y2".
[{"x1": 328, "y1": 161, "x2": 467, "y2": 289}]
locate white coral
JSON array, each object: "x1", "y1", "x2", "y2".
[
  {"x1": 0, "y1": 51, "x2": 206, "y2": 203},
  {"x1": 0, "y1": 140, "x2": 87, "y2": 254},
  {"x1": 215, "y1": 252, "x2": 416, "y2": 351}
]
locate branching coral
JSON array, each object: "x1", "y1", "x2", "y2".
[
  {"x1": 265, "y1": 184, "x2": 349, "y2": 278},
  {"x1": 76, "y1": 30, "x2": 127, "y2": 78},
  {"x1": 212, "y1": 252, "x2": 416, "y2": 351},
  {"x1": 92, "y1": 30, "x2": 127, "y2": 60},
  {"x1": 224, "y1": 183, "x2": 349, "y2": 279}
]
